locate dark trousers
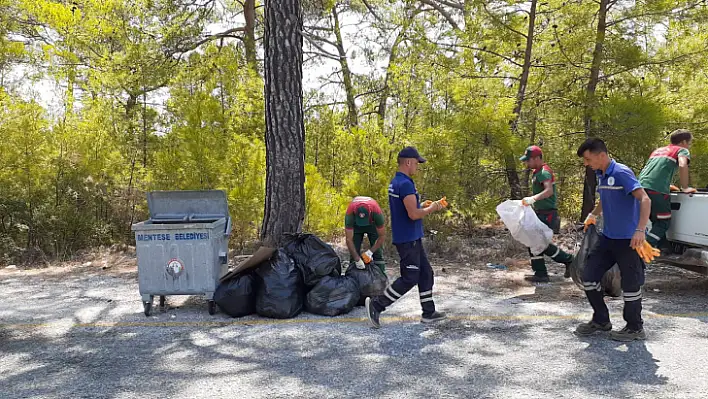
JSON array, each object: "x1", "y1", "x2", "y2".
[
  {"x1": 582, "y1": 235, "x2": 645, "y2": 330},
  {"x1": 372, "y1": 239, "x2": 435, "y2": 316},
  {"x1": 528, "y1": 210, "x2": 573, "y2": 276},
  {"x1": 349, "y1": 225, "x2": 385, "y2": 273},
  {"x1": 645, "y1": 190, "x2": 671, "y2": 248}
]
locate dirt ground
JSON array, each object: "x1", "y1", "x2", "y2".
[
  {"x1": 5, "y1": 226, "x2": 707, "y2": 311},
  {"x1": 2, "y1": 229, "x2": 708, "y2": 399}
]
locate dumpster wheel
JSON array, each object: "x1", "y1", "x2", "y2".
[
  {"x1": 143, "y1": 300, "x2": 153, "y2": 317},
  {"x1": 208, "y1": 300, "x2": 216, "y2": 315}
]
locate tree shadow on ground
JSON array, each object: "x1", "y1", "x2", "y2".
[{"x1": 567, "y1": 336, "x2": 668, "y2": 396}]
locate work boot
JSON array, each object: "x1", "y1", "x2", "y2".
[
  {"x1": 610, "y1": 326, "x2": 647, "y2": 342},
  {"x1": 524, "y1": 274, "x2": 550, "y2": 283},
  {"x1": 421, "y1": 311, "x2": 447, "y2": 323},
  {"x1": 575, "y1": 320, "x2": 612, "y2": 336},
  {"x1": 365, "y1": 297, "x2": 381, "y2": 329}
]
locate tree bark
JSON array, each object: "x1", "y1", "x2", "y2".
[
  {"x1": 581, "y1": 0, "x2": 609, "y2": 219},
  {"x1": 506, "y1": 0, "x2": 538, "y2": 200},
  {"x1": 378, "y1": 7, "x2": 421, "y2": 135},
  {"x1": 332, "y1": 6, "x2": 358, "y2": 127},
  {"x1": 504, "y1": 155, "x2": 522, "y2": 200},
  {"x1": 509, "y1": 0, "x2": 537, "y2": 134},
  {"x1": 378, "y1": 29, "x2": 404, "y2": 134},
  {"x1": 244, "y1": 0, "x2": 258, "y2": 71},
  {"x1": 260, "y1": 0, "x2": 306, "y2": 247},
  {"x1": 521, "y1": 106, "x2": 537, "y2": 196}
]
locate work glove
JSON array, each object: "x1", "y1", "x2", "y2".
[
  {"x1": 354, "y1": 259, "x2": 366, "y2": 270},
  {"x1": 361, "y1": 250, "x2": 373, "y2": 264},
  {"x1": 521, "y1": 196, "x2": 536, "y2": 206},
  {"x1": 584, "y1": 214, "x2": 597, "y2": 232},
  {"x1": 635, "y1": 241, "x2": 661, "y2": 263},
  {"x1": 422, "y1": 200, "x2": 433, "y2": 208},
  {"x1": 436, "y1": 196, "x2": 448, "y2": 208},
  {"x1": 670, "y1": 185, "x2": 696, "y2": 194}
]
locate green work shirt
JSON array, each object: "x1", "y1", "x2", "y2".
[
  {"x1": 532, "y1": 164, "x2": 557, "y2": 211},
  {"x1": 639, "y1": 145, "x2": 690, "y2": 194},
  {"x1": 344, "y1": 197, "x2": 385, "y2": 231}
]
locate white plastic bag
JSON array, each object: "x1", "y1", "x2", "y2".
[{"x1": 496, "y1": 200, "x2": 553, "y2": 255}]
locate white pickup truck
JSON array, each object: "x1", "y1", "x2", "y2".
[{"x1": 660, "y1": 191, "x2": 708, "y2": 275}]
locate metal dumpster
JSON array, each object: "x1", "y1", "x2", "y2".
[{"x1": 131, "y1": 190, "x2": 232, "y2": 316}]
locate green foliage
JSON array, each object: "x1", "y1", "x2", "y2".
[{"x1": 2, "y1": 0, "x2": 708, "y2": 264}]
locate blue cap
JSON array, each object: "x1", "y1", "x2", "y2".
[{"x1": 397, "y1": 146, "x2": 427, "y2": 163}]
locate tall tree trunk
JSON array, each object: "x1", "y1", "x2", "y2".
[
  {"x1": 378, "y1": 7, "x2": 420, "y2": 135},
  {"x1": 581, "y1": 0, "x2": 609, "y2": 219},
  {"x1": 506, "y1": 0, "x2": 538, "y2": 200},
  {"x1": 521, "y1": 106, "x2": 537, "y2": 196},
  {"x1": 377, "y1": 30, "x2": 403, "y2": 135},
  {"x1": 509, "y1": 0, "x2": 537, "y2": 134},
  {"x1": 504, "y1": 156, "x2": 522, "y2": 200},
  {"x1": 244, "y1": 0, "x2": 258, "y2": 71},
  {"x1": 142, "y1": 89, "x2": 148, "y2": 168},
  {"x1": 260, "y1": 0, "x2": 306, "y2": 247},
  {"x1": 332, "y1": 6, "x2": 358, "y2": 127}
]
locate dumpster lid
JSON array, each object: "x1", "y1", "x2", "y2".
[{"x1": 147, "y1": 190, "x2": 229, "y2": 223}]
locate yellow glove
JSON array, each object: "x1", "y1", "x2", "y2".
[
  {"x1": 436, "y1": 196, "x2": 448, "y2": 208},
  {"x1": 671, "y1": 185, "x2": 696, "y2": 194},
  {"x1": 584, "y1": 214, "x2": 597, "y2": 232},
  {"x1": 361, "y1": 250, "x2": 373, "y2": 264},
  {"x1": 635, "y1": 241, "x2": 661, "y2": 263}
]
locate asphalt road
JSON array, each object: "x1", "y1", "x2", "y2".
[{"x1": 1, "y1": 264, "x2": 707, "y2": 399}]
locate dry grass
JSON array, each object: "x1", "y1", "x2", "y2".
[{"x1": 0, "y1": 246, "x2": 137, "y2": 280}]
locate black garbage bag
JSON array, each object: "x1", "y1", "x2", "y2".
[
  {"x1": 281, "y1": 233, "x2": 342, "y2": 287},
  {"x1": 570, "y1": 224, "x2": 622, "y2": 297},
  {"x1": 255, "y1": 249, "x2": 304, "y2": 319},
  {"x1": 305, "y1": 275, "x2": 360, "y2": 316},
  {"x1": 345, "y1": 263, "x2": 388, "y2": 306},
  {"x1": 214, "y1": 272, "x2": 258, "y2": 318}
]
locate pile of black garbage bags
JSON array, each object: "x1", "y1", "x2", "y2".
[{"x1": 214, "y1": 233, "x2": 388, "y2": 319}]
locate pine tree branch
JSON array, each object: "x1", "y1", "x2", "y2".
[
  {"x1": 606, "y1": 0, "x2": 706, "y2": 28},
  {"x1": 361, "y1": 0, "x2": 384, "y2": 22},
  {"x1": 418, "y1": 0, "x2": 461, "y2": 31},
  {"x1": 602, "y1": 49, "x2": 708, "y2": 80},
  {"x1": 482, "y1": 3, "x2": 528, "y2": 39},
  {"x1": 302, "y1": 31, "x2": 339, "y2": 48},
  {"x1": 173, "y1": 27, "x2": 245, "y2": 54}
]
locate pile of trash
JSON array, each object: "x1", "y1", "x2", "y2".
[{"x1": 214, "y1": 233, "x2": 388, "y2": 319}]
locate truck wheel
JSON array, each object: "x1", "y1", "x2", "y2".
[{"x1": 670, "y1": 242, "x2": 687, "y2": 255}]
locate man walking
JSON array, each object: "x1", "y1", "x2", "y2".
[
  {"x1": 365, "y1": 146, "x2": 447, "y2": 328},
  {"x1": 519, "y1": 145, "x2": 574, "y2": 282},
  {"x1": 638, "y1": 129, "x2": 695, "y2": 249},
  {"x1": 345, "y1": 196, "x2": 387, "y2": 273},
  {"x1": 576, "y1": 138, "x2": 652, "y2": 341}
]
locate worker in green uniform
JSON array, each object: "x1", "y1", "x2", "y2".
[
  {"x1": 520, "y1": 146, "x2": 574, "y2": 282},
  {"x1": 345, "y1": 196, "x2": 386, "y2": 273},
  {"x1": 638, "y1": 129, "x2": 695, "y2": 249}
]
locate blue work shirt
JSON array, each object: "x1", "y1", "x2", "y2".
[
  {"x1": 388, "y1": 172, "x2": 424, "y2": 244},
  {"x1": 597, "y1": 160, "x2": 642, "y2": 239}
]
